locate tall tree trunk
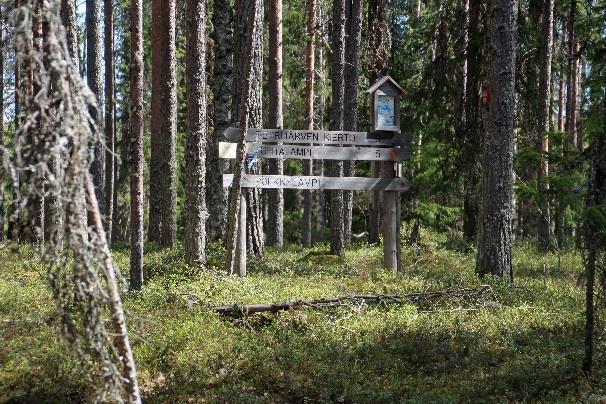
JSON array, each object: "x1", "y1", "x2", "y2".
[
  {"x1": 8, "y1": 0, "x2": 21, "y2": 241},
  {"x1": 104, "y1": 0, "x2": 115, "y2": 242},
  {"x1": 557, "y1": 0, "x2": 578, "y2": 248},
  {"x1": 302, "y1": 0, "x2": 316, "y2": 248},
  {"x1": 342, "y1": 0, "x2": 362, "y2": 247},
  {"x1": 87, "y1": 0, "x2": 104, "y2": 217},
  {"x1": 266, "y1": 0, "x2": 284, "y2": 247},
  {"x1": 476, "y1": 0, "x2": 517, "y2": 281},
  {"x1": 582, "y1": 86, "x2": 606, "y2": 375},
  {"x1": 150, "y1": 0, "x2": 177, "y2": 246},
  {"x1": 233, "y1": 0, "x2": 264, "y2": 257},
  {"x1": 314, "y1": 20, "x2": 326, "y2": 242},
  {"x1": 366, "y1": 0, "x2": 390, "y2": 244},
  {"x1": 207, "y1": 0, "x2": 233, "y2": 241},
  {"x1": 61, "y1": 0, "x2": 78, "y2": 69},
  {"x1": 0, "y1": 7, "x2": 4, "y2": 242},
  {"x1": 129, "y1": 0, "x2": 145, "y2": 290},
  {"x1": 329, "y1": 0, "x2": 346, "y2": 257},
  {"x1": 462, "y1": 0, "x2": 482, "y2": 240},
  {"x1": 225, "y1": 0, "x2": 262, "y2": 275},
  {"x1": 537, "y1": 0, "x2": 554, "y2": 251},
  {"x1": 184, "y1": 0, "x2": 208, "y2": 267}
]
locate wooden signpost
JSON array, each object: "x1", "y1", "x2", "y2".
[{"x1": 223, "y1": 76, "x2": 410, "y2": 275}]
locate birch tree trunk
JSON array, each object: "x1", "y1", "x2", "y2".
[
  {"x1": 302, "y1": 0, "x2": 316, "y2": 248},
  {"x1": 329, "y1": 0, "x2": 346, "y2": 256},
  {"x1": 207, "y1": 0, "x2": 233, "y2": 241},
  {"x1": 150, "y1": 0, "x2": 177, "y2": 246},
  {"x1": 537, "y1": 0, "x2": 554, "y2": 251},
  {"x1": 129, "y1": 0, "x2": 145, "y2": 290},
  {"x1": 86, "y1": 0, "x2": 104, "y2": 216},
  {"x1": 342, "y1": 0, "x2": 363, "y2": 247},
  {"x1": 476, "y1": 0, "x2": 517, "y2": 281},
  {"x1": 184, "y1": 0, "x2": 208, "y2": 267},
  {"x1": 266, "y1": 0, "x2": 284, "y2": 247}
]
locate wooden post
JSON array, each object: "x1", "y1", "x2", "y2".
[
  {"x1": 382, "y1": 160, "x2": 399, "y2": 271},
  {"x1": 236, "y1": 192, "x2": 247, "y2": 276}
]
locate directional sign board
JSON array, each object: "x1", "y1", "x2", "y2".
[
  {"x1": 218, "y1": 142, "x2": 410, "y2": 162},
  {"x1": 223, "y1": 174, "x2": 411, "y2": 192},
  {"x1": 223, "y1": 127, "x2": 411, "y2": 147}
]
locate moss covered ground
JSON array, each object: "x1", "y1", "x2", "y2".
[{"x1": 1, "y1": 231, "x2": 604, "y2": 402}]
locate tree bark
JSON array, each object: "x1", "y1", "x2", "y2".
[
  {"x1": 366, "y1": 0, "x2": 390, "y2": 245},
  {"x1": 86, "y1": 0, "x2": 104, "y2": 217},
  {"x1": 224, "y1": 0, "x2": 262, "y2": 275},
  {"x1": 184, "y1": 0, "x2": 208, "y2": 268},
  {"x1": 129, "y1": 0, "x2": 145, "y2": 290},
  {"x1": 233, "y1": 0, "x2": 264, "y2": 257},
  {"x1": 536, "y1": 0, "x2": 554, "y2": 251},
  {"x1": 476, "y1": 0, "x2": 517, "y2": 281},
  {"x1": 150, "y1": 0, "x2": 177, "y2": 246},
  {"x1": 302, "y1": 0, "x2": 316, "y2": 248},
  {"x1": 0, "y1": 7, "x2": 4, "y2": 242},
  {"x1": 104, "y1": 0, "x2": 115, "y2": 243},
  {"x1": 342, "y1": 0, "x2": 363, "y2": 247},
  {"x1": 207, "y1": 0, "x2": 233, "y2": 242},
  {"x1": 266, "y1": 0, "x2": 284, "y2": 247},
  {"x1": 61, "y1": 0, "x2": 78, "y2": 70},
  {"x1": 462, "y1": 0, "x2": 482, "y2": 240},
  {"x1": 84, "y1": 175, "x2": 141, "y2": 403},
  {"x1": 8, "y1": 0, "x2": 21, "y2": 241},
  {"x1": 582, "y1": 86, "x2": 606, "y2": 375},
  {"x1": 329, "y1": 0, "x2": 346, "y2": 257}
]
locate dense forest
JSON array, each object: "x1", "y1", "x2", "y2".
[{"x1": 0, "y1": 0, "x2": 605, "y2": 402}]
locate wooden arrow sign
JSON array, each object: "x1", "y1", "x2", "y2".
[
  {"x1": 218, "y1": 142, "x2": 410, "y2": 162},
  {"x1": 222, "y1": 127, "x2": 410, "y2": 147},
  {"x1": 223, "y1": 174, "x2": 411, "y2": 191}
]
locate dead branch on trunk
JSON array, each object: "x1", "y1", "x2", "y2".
[{"x1": 214, "y1": 285, "x2": 494, "y2": 318}]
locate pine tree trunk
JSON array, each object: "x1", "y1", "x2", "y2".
[
  {"x1": 60, "y1": 0, "x2": 78, "y2": 69},
  {"x1": 104, "y1": 0, "x2": 115, "y2": 243},
  {"x1": 266, "y1": 0, "x2": 284, "y2": 247},
  {"x1": 582, "y1": 86, "x2": 606, "y2": 375},
  {"x1": 207, "y1": 0, "x2": 233, "y2": 242},
  {"x1": 537, "y1": 0, "x2": 554, "y2": 251},
  {"x1": 184, "y1": 0, "x2": 208, "y2": 267},
  {"x1": 342, "y1": 0, "x2": 362, "y2": 247},
  {"x1": 225, "y1": 0, "x2": 262, "y2": 275},
  {"x1": 462, "y1": 0, "x2": 482, "y2": 240},
  {"x1": 129, "y1": 0, "x2": 145, "y2": 290},
  {"x1": 86, "y1": 0, "x2": 105, "y2": 217},
  {"x1": 366, "y1": 0, "x2": 390, "y2": 245},
  {"x1": 476, "y1": 0, "x2": 517, "y2": 281},
  {"x1": 233, "y1": 0, "x2": 264, "y2": 257},
  {"x1": 302, "y1": 0, "x2": 316, "y2": 248},
  {"x1": 329, "y1": 0, "x2": 345, "y2": 257},
  {"x1": 0, "y1": 8, "x2": 4, "y2": 242},
  {"x1": 8, "y1": 0, "x2": 21, "y2": 241},
  {"x1": 150, "y1": 0, "x2": 177, "y2": 246}
]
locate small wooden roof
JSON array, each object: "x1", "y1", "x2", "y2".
[{"x1": 365, "y1": 75, "x2": 404, "y2": 95}]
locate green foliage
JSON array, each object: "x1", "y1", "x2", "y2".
[{"x1": 1, "y1": 232, "x2": 604, "y2": 402}]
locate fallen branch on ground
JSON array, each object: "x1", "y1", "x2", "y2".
[{"x1": 214, "y1": 285, "x2": 493, "y2": 318}]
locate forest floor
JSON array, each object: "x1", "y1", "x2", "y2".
[{"x1": 1, "y1": 230, "x2": 605, "y2": 402}]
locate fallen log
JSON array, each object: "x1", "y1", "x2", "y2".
[{"x1": 214, "y1": 285, "x2": 493, "y2": 317}]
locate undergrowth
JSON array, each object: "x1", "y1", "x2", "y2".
[{"x1": 1, "y1": 230, "x2": 604, "y2": 402}]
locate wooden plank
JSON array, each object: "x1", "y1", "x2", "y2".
[
  {"x1": 218, "y1": 142, "x2": 410, "y2": 162},
  {"x1": 223, "y1": 174, "x2": 411, "y2": 191},
  {"x1": 223, "y1": 127, "x2": 410, "y2": 146}
]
